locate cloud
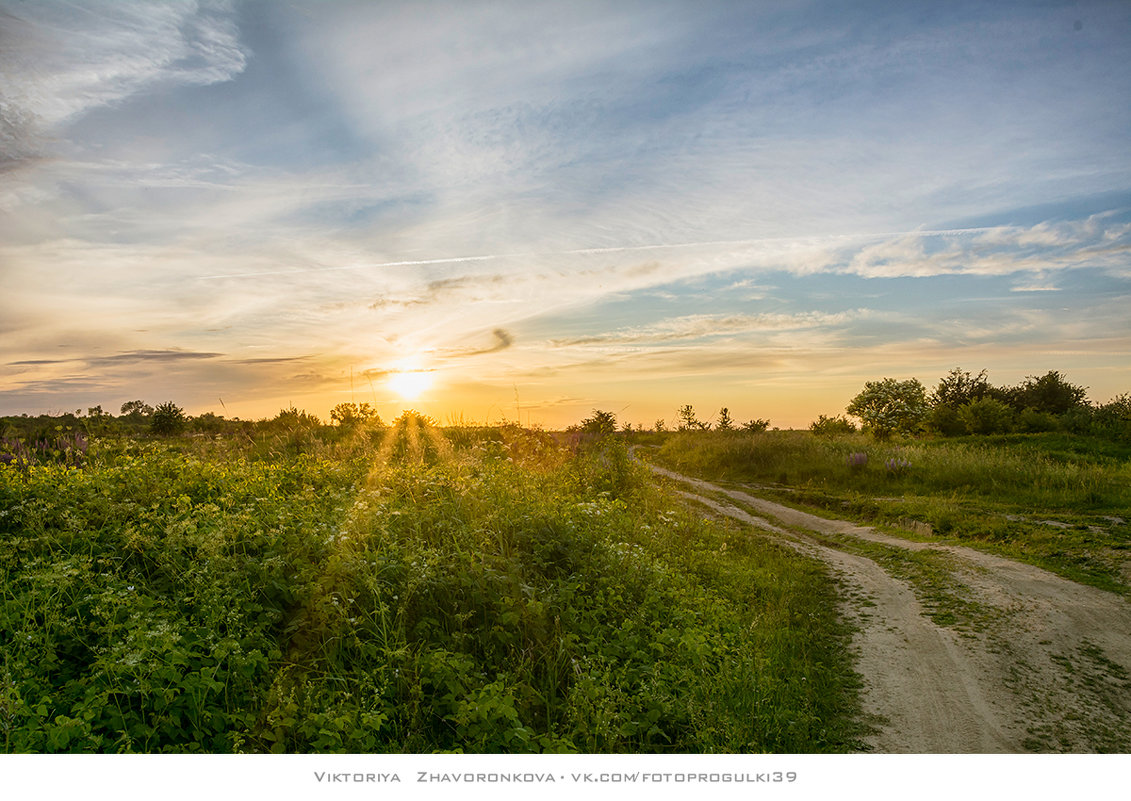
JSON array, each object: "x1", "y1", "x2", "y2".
[
  {"x1": 442, "y1": 328, "x2": 514, "y2": 358},
  {"x1": 91, "y1": 349, "x2": 222, "y2": 365},
  {"x1": 552, "y1": 311, "x2": 871, "y2": 348},
  {"x1": 0, "y1": 0, "x2": 246, "y2": 134}
]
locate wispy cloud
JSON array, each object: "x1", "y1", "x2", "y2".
[{"x1": 1, "y1": 0, "x2": 246, "y2": 172}]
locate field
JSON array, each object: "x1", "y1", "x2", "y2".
[
  {"x1": 0, "y1": 417, "x2": 862, "y2": 753},
  {"x1": 646, "y1": 430, "x2": 1131, "y2": 596}
]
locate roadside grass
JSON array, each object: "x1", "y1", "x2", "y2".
[
  {"x1": 667, "y1": 480, "x2": 1002, "y2": 636},
  {"x1": 646, "y1": 431, "x2": 1131, "y2": 596},
  {"x1": 0, "y1": 425, "x2": 864, "y2": 753}
]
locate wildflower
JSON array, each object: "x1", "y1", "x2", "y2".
[
  {"x1": 847, "y1": 452, "x2": 868, "y2": 471},
  {"x1": 885, "y1": 457, "x2": 912, "y2": 476}
]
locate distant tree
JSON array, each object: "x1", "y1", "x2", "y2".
[
  {"x1": 847, "y1": 377, "x2": 928, "y2": 439},
  {"x1": 1006, "y1": 371, "x2": 1088, "y2": 415},
  {"x1": 716, "y1": 407, "x2": 734, "y2": 431},
  {"x1": 150, "y1": 401, "x2": 187, "y2": 436},
  {"x1": 809, "y1": 414, "x2": 856, "y2": 435},
  {"x1": 743, "y1": 418, "x2": 770, "y2": 433},
  {"x1": 931, "y1": 368, "x2": 993, "y2": 409},
  {"x1": 653, "y1": 419, "x2": 667, "y2": 433},
  {"x1": 330, "y1": 402, "x2": 382, "y2": 429},
  {"x1": 270, "y1": 406, "x2": 322, "y2": 431},
  {"x1": 120, "y1": 400, "x2": 154, "y2": 420},
  {"x1": 580, "y1": 409, "x2": 617, "y2": 436},
  {"x1": 677, "y1": 405, "x2": 699, "y2": 431},
  {"x1": 620, "y1": 421, "x2": 634, "y2": 433}
]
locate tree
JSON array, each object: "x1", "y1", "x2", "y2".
[
  {"x1": 150, "y1": 401, "x2": 187, "y2": 436},
  {"x1": 653, "y1": 419, "x2": 667, "y2": 433},
  {"x1": 330, "y1": 402, "x2": 382, "y2": 429},
  {"x1": 677, "y1": 405, "x2": 700, "y2": 431},
  {"x1": 716, "y1": 407, "x2": 734, "y2": 431},
  {"x1": 579, "y1": 409, "x2": 617, "y2": 435},
  {"x1": 846, "y1": 377, "x2": 928, "y2": 439},
  {"x1": 743, "y1": 418, "x2": 770, "y2": 432},
  {"x1": 1006, "y1": 371, "x2": 1088, "y2": 415},
  {"x1": 931, "y1": 368, "x2": 992, "y2": 408},
  {"x1": 120, "y1": 400, "x2": 154, "y2": 419}
]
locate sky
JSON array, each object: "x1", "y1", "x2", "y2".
[{"x1": 1, "y1": 0, "x2": 1129, "y2": 429}]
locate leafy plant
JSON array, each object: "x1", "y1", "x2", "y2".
[
  {"x1": 150, "y1": 402, "x2": 187, "y2": 436},
  {"x1": 846, "y1": 377, "x2": 928, "y2": 439}
]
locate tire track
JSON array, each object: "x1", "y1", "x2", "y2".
[{"x1": 649, "y1": 463, "x2": 1131, "y2": 752}]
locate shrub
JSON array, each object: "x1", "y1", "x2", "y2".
[
  {"x1": 330, "y1": 402, "x2": 382, "y2": 430},
  {"x1": 927, "y1": 404, "x2": 966, "y2": 436},
  {"x1": 579, "y1": 410, "x2": 617, "y2": 436},
  {"x1": 150, "y1": 401, "x2": 187, "y2": 436},
  {"x1": 810, "y1": 415, "x2": 857, "y2": 436},
  {"x1": 957, "y1": 397, "x2": 1013, "y2": 435},
  {"x1": 1016, "y1": 408, "x2": 1060, "y2": 433}
]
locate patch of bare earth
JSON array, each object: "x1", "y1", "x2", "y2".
[{"x1": 648, "y1": 464, "x2": 1131, "y2": 753}]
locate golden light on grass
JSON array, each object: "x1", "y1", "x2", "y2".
[{"x1": 387, "y1": 369, "x2": 433, "y2": 400}]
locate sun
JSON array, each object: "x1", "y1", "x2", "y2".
[{"x1": 388, "y1": 369, "x2": 433, "y2": 400}]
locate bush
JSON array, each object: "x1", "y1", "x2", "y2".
[
  {"x1": 927, "y1": 404, "x2": 966, "y2": 436},
  {"x1": 1016, "y1": 408, "x2": 1060, "y2": 433},
  {"x1": 579, "y1": 410, "x2": 617, "y2": 436},
  {"x1": 810, "y1": 415, "x2": 857, "y2": 436},
  {"x1": 150, "y1": 402, "x2": 187, "y2": 436},
  {"x1": 957, "y1": 397, "x2": 1013, "y2": 435}
]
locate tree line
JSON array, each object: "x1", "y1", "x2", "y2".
[
  {"x1": 838, "y1": 368, "x2": 1129, "y2": 440},
  {"x1": 569, "y1": 368, "x2": 1129, "y2": 442}
]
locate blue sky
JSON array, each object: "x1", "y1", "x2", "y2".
[{"x1": 1, "y1": 0, "x2": 1128, "y2": 428}]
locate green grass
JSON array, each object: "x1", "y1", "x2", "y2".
[
  {"x1": 645, "y1": 430, "x2": 1131, "y2": 595},
  {"x1": 0, "y1": 423, "x2": 864, "y2": 753}
]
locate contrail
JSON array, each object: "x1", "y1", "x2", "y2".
[{"x1": 195, "y1": 226, "x2": 1005, "y2": 280}]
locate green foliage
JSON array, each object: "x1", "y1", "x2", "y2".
[
  {"x1": 579, "y1": 409, "x2": 617, "y2": 436},
  {"x1": 931, "y1": 367, "x2": 993, "y2": 409},
  {"x1": 330, "y1": 402, "x2": 382, "y2": 430},
  {"x1": 120, "y1": 400, "x2": 154, "y2": 419},
  {"x1": 650, "y1": 430, "x2": 1131, "y2": 594},
  {"x1": 846, "y1": 377, "x2": 928, "y2": 439},
  {"x1": 957, "y1": 397, "x2": 1014, "y2": 435},
  {"x1": 742, "y1": 418, "x2": 770, "y2": 433},
  {"x1": 0, "y1": 423, "x2": 864, "y2": 753},
  {"x1": 715, "y1": 408, "x2": 734, "y2": 431},
  {"x1": 809, "y1": 415, "x2": 856, "y2": 436},
  {"x1": 150, "y1": 402, "x2": 187, "y2": 436},
  {"x1": 677, "y1": 405, "x2": 701, "y2": 431},
  {"x1": 1007, "y1": 371, "x2": 1088, "y2": 415}
]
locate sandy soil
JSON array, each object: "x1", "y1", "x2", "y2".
[{"x1": 647, "y1": 463, "x2": 1131, "y2": 753}]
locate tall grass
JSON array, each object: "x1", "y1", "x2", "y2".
[
  {"x1": 653, "y1": 430, "x2": 1130, "y2": 512},
  {"x1": 649, "y1": 430, "x2": 1131, "y2": 593},
  {"x1": 0, "y1": 425, "x2": 863, "y2": 753}
]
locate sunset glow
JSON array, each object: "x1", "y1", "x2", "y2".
[
  {"x1": 387, "y1": 370, "x2": 434, "y2": 402},
  {"x1": 0, "y1": 1, "x2": 1127, "y2": 428}
]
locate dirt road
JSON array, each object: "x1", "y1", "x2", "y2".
[{"x1": 647, "y1": 462, "x2": 1131, "y2": 753}]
